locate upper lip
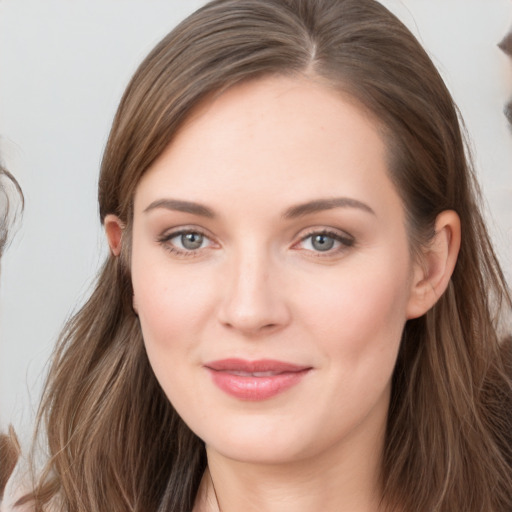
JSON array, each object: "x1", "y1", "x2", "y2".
[{"x1": 204, "y1": 358, "x2": 310, "y2": 374}]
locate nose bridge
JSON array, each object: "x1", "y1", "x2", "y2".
[{"x1": 218, "y1": 240, "x2": 289, "y2": 334}]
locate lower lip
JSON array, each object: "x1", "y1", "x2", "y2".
[{"x1": 207, "y1": 368, "x2": 310, "y2": 400}]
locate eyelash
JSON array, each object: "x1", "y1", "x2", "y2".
[{"x1": 156, "y1": 228, "x2": 355, "y2": 258}]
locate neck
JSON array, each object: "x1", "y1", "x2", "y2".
[{"x1": 194, "y1": 427, "x2": 386, "y2": 512}]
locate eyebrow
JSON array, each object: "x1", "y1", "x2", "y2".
[
  {"x1": 143, "y1": 199, "x2": 215, "y2": 218},
  {"x1": 283, "y1": 197, "x2": 375, "y2": 218},
  {"x1": 143, "y1": 196, "x2": 375, "y2": 219}
]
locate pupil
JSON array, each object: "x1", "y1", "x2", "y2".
[
  {"x1": 182, "y1": 232, "x2": 203, "y2": 250},
  {"x1": 312, "y1": 234, "x2": 334, "y2": 251}
]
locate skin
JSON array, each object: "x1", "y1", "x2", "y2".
[{"x1": 106, "y1": 76, "x2": 460, "y2": 512}]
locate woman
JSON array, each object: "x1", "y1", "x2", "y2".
[
  {"x1": 14, "y1": 0, "x2": 512, "y2": 511},
  {"x1": 0, "y1": 166, "x2": 24, "y2": 501}
]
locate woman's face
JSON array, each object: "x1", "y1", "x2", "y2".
[{"x1": 130, "y1": 76, "x2": 420, "y2": 465}]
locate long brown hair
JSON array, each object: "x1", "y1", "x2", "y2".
[{"x1": 24, "y1": 1, "x2": 512, "y2": 511}]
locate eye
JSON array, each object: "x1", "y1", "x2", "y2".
[
  {"x1": 158, "y1": 228, "x2": 214, "y2": 255},
  {"x1": 296, "y1": 229, "x2": 354, "y2": 255},
  {"x1": 175, "y1": 232, "x2": 206, "y2": 250}
]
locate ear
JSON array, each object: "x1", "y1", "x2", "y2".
[
  {"x1": 104, "y1": 214, "x2": 124, "y2": 257},
  {"x1": 406, "y1": 210, "x2": 461, "y2": 319}
]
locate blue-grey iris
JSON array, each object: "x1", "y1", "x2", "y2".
[
  {"x1": 181, "y1": 232, "x2": 203, "y2": 250},
  {"x1": 312, "y1": 234, "x2": 335, "y2": 251}
]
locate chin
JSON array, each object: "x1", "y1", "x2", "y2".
[
  {"x1": 207, "y1": 438, "x2": 313, "y2": 466},
  {"x1": 198, "y1": 416, "x2": 309, "y2": 464},
  {"x1": 199, "y1": 413, "x2": 346, "y2": 467}
]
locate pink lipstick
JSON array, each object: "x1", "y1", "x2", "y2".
[{"x1": 204, "y1": 359, "x2": 311, "y2": 400}]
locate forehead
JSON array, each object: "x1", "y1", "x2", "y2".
[{"x1": 134, "y1": 75, "x2": 402, "y2": 221}]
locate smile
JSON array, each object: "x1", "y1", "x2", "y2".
[{"x1": 204, "y1": 359, "x2": 311, "y2": 401}]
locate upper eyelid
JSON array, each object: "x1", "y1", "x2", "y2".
[
  {"x1": 296, "y1": 226, "x2": 354, "y2": 242},
  {"x1": 157, "y1": 225, "x2": 213, "y2": 241}
]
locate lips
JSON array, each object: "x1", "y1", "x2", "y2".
[{"x1": 204, "y1": 358, "x2": 311, "y2": 400}]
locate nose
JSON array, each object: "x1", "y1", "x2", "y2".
[{"x1": 217, "y1": 248, "x2": 291, "y2": 336}]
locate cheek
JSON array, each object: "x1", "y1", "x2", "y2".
[
  {"x1": 296, "y1": 254, "x2": 411, "y2": 383},
  {"x1": 131, "y1": 263, "x2": 210, "y2": 406},
  {"x1": 136, "y1": 276, "x2": 205, "y2": 330},
  {"x1": 133, "y1": 266, "x2": 214, "y2": 350},
  {"x1": 303, "y1": 261, "x2": 409, "y2": 338}
]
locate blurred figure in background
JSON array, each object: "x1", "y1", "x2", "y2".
[
  {"x1": 0, "y1": 166, "x2": 24, "y2": 501},
  {"x1": 499, "y1": 27, "x2": 512, "y2": 127}
]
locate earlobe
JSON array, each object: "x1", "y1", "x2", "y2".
[
  {"x1": 406, "y1": 210, "x2": 461, "y2": 319},
  {"x1": 104, "y1": 214, "x2": 125, "y2": 257}
]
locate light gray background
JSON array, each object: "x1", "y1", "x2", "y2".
[{"x1": 1, "y1": 0, "x2": 511, "y2": 443}]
